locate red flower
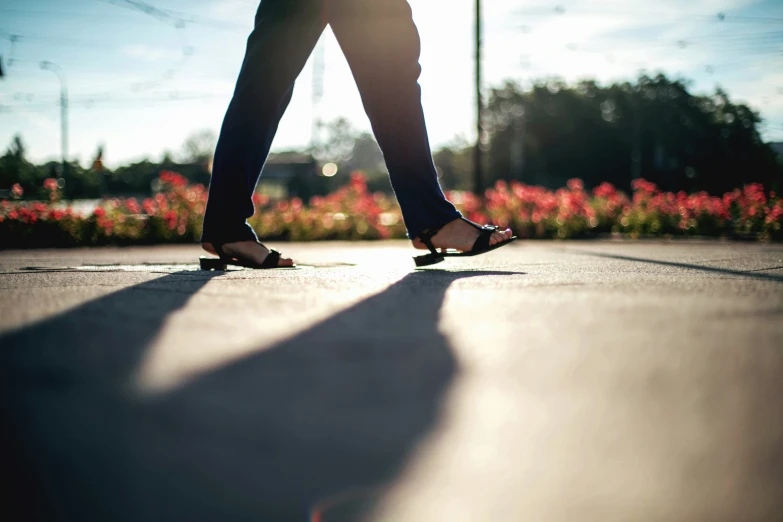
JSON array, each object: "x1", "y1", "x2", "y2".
[
  {"x1": 567, "y1": 178, "x2": 584, "y2": 191},
  {"x1": 350, "y1": 171, "x2": 368, "y2": 193},
  {"x1": 43, "y1": 178, "x2": 59, "y2": 191},
  {"x1": 593, "y1": 182, "x2": 616, "y2": 198},
  {"x1": 159, "y1": 170, "x2": 188, "y2": 188},
  {"x1": 163, "y1": 210, "x2": 178, "y2": 230},
  {"x1": 124, "y1": 198, "x2": 141, "y2": 214},
  {"x1": 631, "y1": 178, "x2": 658, "y2": 194},
  {"x1": 142, "y1": 198, "x2": 156, "y2": 214}
]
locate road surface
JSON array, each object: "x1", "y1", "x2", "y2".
[{"x1": 1, "y1": 240, "x2": 782, "y2": 521}]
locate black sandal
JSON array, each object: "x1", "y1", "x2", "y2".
[
  {"x1": 413, "y1": 217, "x2": 517, "y2": 267},
  {"x1": 199, "y1": 242, "x2": 294, "y2": 270}
]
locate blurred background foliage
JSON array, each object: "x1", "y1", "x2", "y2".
[
  {"x1": 479, "y1": 74, "x2": 781, "y2": 195},
  {"x1": 1, "y1": 74, "x2": 781, "y2": 201}
]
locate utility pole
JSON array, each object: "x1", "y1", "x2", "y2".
[
  {"x1": 40, "y1": 61, "x2": 69, "y2": 193},
  {"x1": 511, "y1": 108, "x2": 525, "y2": 180},
  {"x1": 631, "y1": 93, "x2": 642, "y2": 182},
  {"x1": 311, "y1": 40, "x2": 325, "y2": 150},
  {"x1": 474, "y1": 0, "x2": 483, "y2": 195}
]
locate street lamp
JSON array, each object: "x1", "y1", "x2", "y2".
[
  {"x1": 474, "y1": 0, "x2": 483, "y2": 196},
  {"x1": 40, "y1": 61, "x2": 69, "y2": 190}
]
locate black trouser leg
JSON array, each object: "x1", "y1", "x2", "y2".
[
  {"x1": 329, "y1": 0, "x2": 461, "y2": 240},
  {"x1": 203, "y1": 0, "x2": 460, "y2": 243},
  {"x1": 202, "y1": 0, "x2": 325, "y2": 243}
]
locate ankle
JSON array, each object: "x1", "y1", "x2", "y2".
[{"x1": 417, "y1": 217, "x2": 463, "y2": 241}]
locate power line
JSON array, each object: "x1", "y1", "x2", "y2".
[
  {"x1": 0, "y1": 8, "x2": 156, "y2": 22},
  {"x1": 565, "y1": 36, "x2": 783, "y2": 54},
  {"x1": 0, "y1": 32, "x2": 123, "y2": 49},
  {"x1": 0, "y1": 6, "x2": 248, "y2": 33},
  {"x1": 678, "y1": 29, "x2": 783, "y2": 41},
  {"x1": 0, "y1": 92, "x2": 227, "y2": 113},
  {"x1": 94, "y1": 0, "x2": 247, "y2": 31},
  {"x1": 514, "y1": 7, "x2": 783, "y2": 24},
  {"x1": 96, "y1": 0, "x2": 186, "y2": 26}
]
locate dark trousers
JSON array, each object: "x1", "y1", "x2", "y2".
[{"x1": 201, "y1": 0, "x2": 461, "y2": 244}]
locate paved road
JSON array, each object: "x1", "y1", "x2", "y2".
[{"x1": 1, "y1": 241, "x2": 782, "y2": 522}]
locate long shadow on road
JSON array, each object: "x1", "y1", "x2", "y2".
[
  {"x1": 0, "y1": 271, "x2": 220, "y2": 522},
  {"x1": 568, "y1": 249, "x2": 783, "y2": 283},
  {"x1": 1, "y1": 268, "x2": 520, "y2": 522}
]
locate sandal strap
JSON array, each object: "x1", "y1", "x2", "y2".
[
  {"x1": 461, "y1": 216, "x2": 498, "y2": 232},
  {"x1": 259, "y1": 249, "x2": 281, "y2": 269},
  {"x1": 467, "y1": 219, "x2": 500, "y2": 253},
  {"x1": 471, "y1": 228, "x2": 496, "y2": 253},
  {"x1": 417, "y1": 227, "x2": 441, "y2": 256},
  {"x1": 211, "y1": 242, "x2": 281, "y2": 269},
  {"x1": 419, "y1": 218, "x2": 499, "y2": 255},
  {"x1": 213, "y1": 243, "x2": 227, "y2": 259}
]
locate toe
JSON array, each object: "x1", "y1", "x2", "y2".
[
  {"x1": 490, "y1": 229, "x2": 513, "y2": 245},
  {"x1": 278, "y1": 257, "x2": 295, "y2": 267}
]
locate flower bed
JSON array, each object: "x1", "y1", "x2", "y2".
[
  {"x1": 1, "y1": 171, "x2": 781, "y2": 249},
  {"x1": 248, "y1": 172, "x2": 406, "y2": 241},
  {"x1": 1, "y1": 172, "x2": 207, "y2": 248},
  {"x1": 460, "y1": 178, "x2": 782, "y2": 241}
]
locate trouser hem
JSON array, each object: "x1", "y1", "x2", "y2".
[
  {"x1": 200, "y1": 222, "x2": 258, "y2": 245},
  {"x1": 406, "y1": 209, "x2": 463, "y2": 242}
]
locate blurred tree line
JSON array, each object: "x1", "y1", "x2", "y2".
[
  {"x1": 2, "y1": 74, "x2": 780, "y2": 200},
  {"x1": 461, "y1": 73, "x2": 781, "y2": 193},
  {"x1": 307, "y1": 73, "x2": 783, "y2": 195},
  {"x1": 0, "y1": 131, "x2": 216, "y2": 200}
]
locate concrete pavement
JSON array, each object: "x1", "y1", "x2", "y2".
[{"x1": 1, "y1": 240, "x2": 782, "y2": 521}]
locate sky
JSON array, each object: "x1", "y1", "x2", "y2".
[{"x1": 1, "y1": 0, "x2": 782, "y2": 168}]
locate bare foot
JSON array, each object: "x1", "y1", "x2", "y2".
[
  {"x1": 411, "y1": 218, "x2": 512, "y2": 253},
  {"x1": 202, "y1": 241, "x2": 295, "y2": 267}
]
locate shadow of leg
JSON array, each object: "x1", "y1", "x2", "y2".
[
  {"x1": 2, "y1": 269, "x2": 520, "y2": 522},
  {"x1": 124, "y1": 270, "x2": 517, "y2": 522},
  {"x1": 0, "y1": 271, "x2": 220, "y2": 522}
]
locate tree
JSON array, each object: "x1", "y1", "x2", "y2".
[
  {"x1": 433, "y1": 137, "x2": 474, "y2": 191},
  {"x1": 482, "y1": 74, "x2": 781, "y2": 194},
  {"x1": 180, "y1": 129, "x2": 217, "y2": 165},
  {"x1": 309, "y1": 118, "x2": 390, "y2": 191},
  {"x1": 311, "y1": 118, "x2": 359, "y2": 165},
  {"x1": 0, "y1": 135, "x2": 37, "y2": 193}
]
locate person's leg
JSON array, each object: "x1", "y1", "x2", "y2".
[
  {"x1": 327, "y1": 0, "x2": 462, "y2": 241},
  {"x1": 328, "y1": 0, "x2": 511, "y2": 250},
  {"x1": 202, "y1": 0, "x2": 325, "y2": 245}
]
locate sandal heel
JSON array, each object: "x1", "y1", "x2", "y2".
[
  {"x1": 414, "y1": 253, "x2": 444, "y2": 267},
  {"x1": 199, "y1": 257, "x2": 227, "y2": 271}
]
